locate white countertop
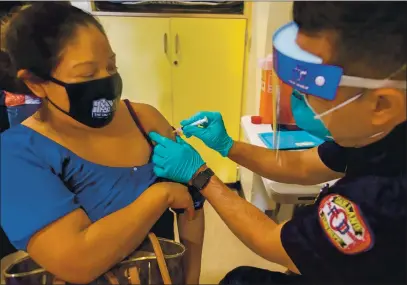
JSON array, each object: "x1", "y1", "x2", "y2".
[{"x1": 240, "y1": 116, "x2": 335, "y2": 203}]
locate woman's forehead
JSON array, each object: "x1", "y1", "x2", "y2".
[{"x1": 58, "y1": 25, "x2": 112, "y2": 67}]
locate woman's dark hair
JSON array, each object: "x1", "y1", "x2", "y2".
[
  {"x1": 0, "y1": 1, "x2": 27, "y2": 19},
  {"x1": 0, "y1": 2, "x2": 106, "y2": 91},
  {"x1": 0, "y1": 50, "x2": 31, "y2": 93},
  {"x1": 293, "y1": 1, "x2": 406, "y2": 79}
]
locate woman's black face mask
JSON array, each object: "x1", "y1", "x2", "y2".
[{"x1": 40, "y1": 73, "x2": 123, "y2": 128}]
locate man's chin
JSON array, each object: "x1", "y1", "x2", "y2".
[{"x1": 334, "y1": 131, "x2": 391, "y2": 148}]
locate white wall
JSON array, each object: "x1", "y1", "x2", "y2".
[
  {"x1": 242, "y1": 2, "x2": 293, "y2": 117},
  {"x1": 238, "y1": 2, "x2": 293, "y2": 205}
]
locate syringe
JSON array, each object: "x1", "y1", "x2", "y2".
[{"x1": 173, "y1": 116, "x2": 208, "y2": 134}]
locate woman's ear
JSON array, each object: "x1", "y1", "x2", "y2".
[
  {"x1": 371, "y1": 88, "x2": 406, "y2": 127},
  {"x1": 17, "y1": 69, "x2": 47, "y2": 98}
]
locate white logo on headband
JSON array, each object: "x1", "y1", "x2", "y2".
[
  {"x1": 290, "y1": 66, "x2": 310, "y2": 90},
  {"x1": 294, "y1": 66, "x2": 308, "y2": 82}
]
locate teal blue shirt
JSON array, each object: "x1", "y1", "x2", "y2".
[{"x1": 1, "y1": 125, "x2": 167, "y2": 250}]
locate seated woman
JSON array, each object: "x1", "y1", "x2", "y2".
[{"x1": 0, "y1": 3, "x2": 204, "y2": 284}]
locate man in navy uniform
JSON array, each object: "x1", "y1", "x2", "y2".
[{"x1": 150, "y1": 2, "x2": 406, "y2": 284}]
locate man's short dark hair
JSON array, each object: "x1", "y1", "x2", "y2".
[{"x1": 293, "y1": 2, "x2": 406, "y2": 79}]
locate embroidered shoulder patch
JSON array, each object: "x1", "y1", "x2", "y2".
[{"x1": 318, "y1": 194, "x2": 374, "y2": 255}]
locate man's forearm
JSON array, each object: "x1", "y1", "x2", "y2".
[
  {"x1": 200, "y1": 175, "x2": 280, "y2": 263},
  {"x1": 228, "y1": 141, "x2": 309, "y2": 184}
]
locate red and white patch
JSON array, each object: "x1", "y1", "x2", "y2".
[{"x1": 318, "y1": 194, "x2": 373, "y2": 255}]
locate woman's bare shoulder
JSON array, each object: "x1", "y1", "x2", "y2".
[{"x1": 129, "y1": 102, "x2": 175, "y2": 140}]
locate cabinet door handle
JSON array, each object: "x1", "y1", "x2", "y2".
[
  {"x1": 175, "y1": 34, "x2": 179, "y2": 54},
  {"x1": 164, "y1": 33, "x2": 168, "y2": 54}
]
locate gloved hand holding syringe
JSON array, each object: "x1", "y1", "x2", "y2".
[
  {"x1": 173, "y1": 116, "x2": 208, "y2": 135},
  {"x1": 172, "y1": 112, "x2": 234, "y2": 157}
]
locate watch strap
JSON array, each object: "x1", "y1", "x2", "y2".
[{"x1": 191, "y1": 168, "x2": 214, "y2": 191}]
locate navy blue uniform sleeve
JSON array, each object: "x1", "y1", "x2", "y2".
[
  {"x1": 280, "y1": 193, "x2": 378, "y2": 282},
  {"x1": 281, "y1": 205, "x2": 327, "y2": 277},
  {"x1": 1, "y1": 136, "x2": 80, "y2": 251},
  {"x1": 318, "y1": 141, "x2": 347, "y2": 173}
]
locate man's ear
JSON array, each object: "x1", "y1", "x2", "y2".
[
  {"x1": 17, "y1": 69, "x2": 47, "y2": 98},
  {"x1": 370, "y1": 88, "x2": 406, "y2": 127}
]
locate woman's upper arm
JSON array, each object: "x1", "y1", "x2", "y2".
[
  {"x1": 27, "y1": 208, "x2": 93, "y2": 280},
  {"x1": 131, "y1": 103, "x2": 175, "y2": 141}
]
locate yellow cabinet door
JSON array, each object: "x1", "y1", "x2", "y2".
[
  {"x1": 97, "y1": 16, "x2": 174, "y2": 124},
  {"x1": 171, "y1": 18, "x2": 246, "y2": 183}
]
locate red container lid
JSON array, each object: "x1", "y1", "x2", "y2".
[{"x1": 251, "y1": 116, "x2": 262, "y2": 124}]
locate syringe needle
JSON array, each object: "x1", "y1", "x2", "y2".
[{"x1": 173, "y1": 116, "x2": 208, "y2": 135}]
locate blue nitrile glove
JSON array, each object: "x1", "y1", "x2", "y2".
[
  {"x1": 181, "y1": 111, "x2": 234, "y2": 157},
  {"x1": 149, "y1": 132, "x2": 206, "y2": 184}
]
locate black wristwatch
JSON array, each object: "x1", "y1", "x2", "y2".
[{"x1": 191, "y1": 168, "x2": 214, "y2": 191}]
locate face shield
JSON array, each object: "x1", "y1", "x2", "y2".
[{"x1": 269, "y1": 22, "x2": 406, "y2": 151}]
